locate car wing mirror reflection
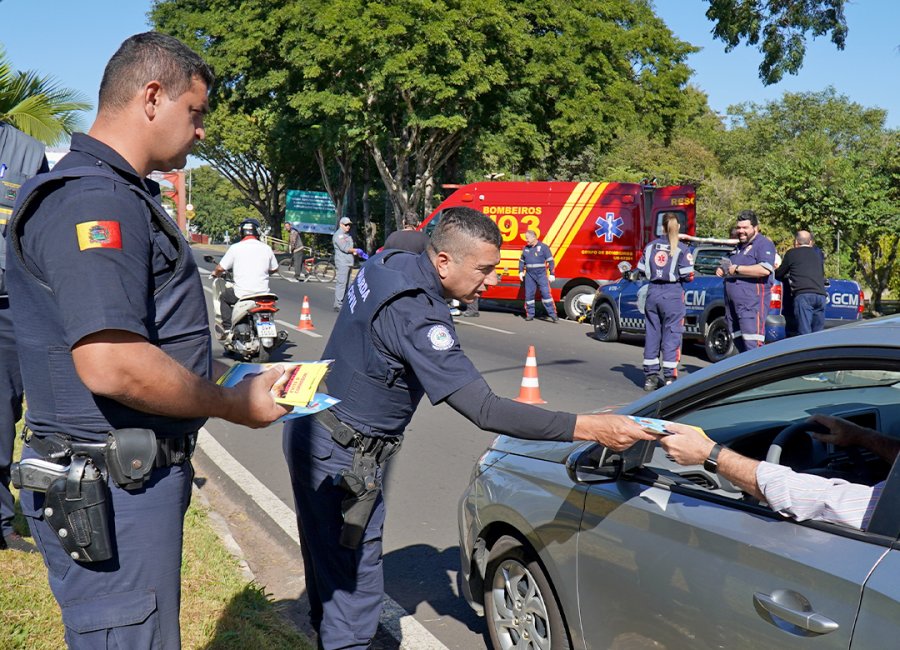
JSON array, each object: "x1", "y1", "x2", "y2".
[{"x1": 565, "y1": 444, "x2": 621, "y2": 484}]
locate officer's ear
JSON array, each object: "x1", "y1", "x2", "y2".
[
  {"x1": 143, "y1": 81, "x2": 164, "y2": 119},
  {"x1": 434, "y1": 251, "x2": 454, "y2": 280}
]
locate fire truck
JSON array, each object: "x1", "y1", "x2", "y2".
[{"x1": 421, "y1": 181, "x2": 696, "y2": 319}]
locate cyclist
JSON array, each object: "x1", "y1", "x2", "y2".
[{"x1": 211, "y1": 218, "x2": 278, "y2": 338}]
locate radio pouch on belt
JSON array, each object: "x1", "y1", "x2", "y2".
[
  {"x1": 44, "y1": 456, "x2": 113, "y2": 563},
  {"x1": 105, "y1": 428, "x2": 157, "y2": 490}
]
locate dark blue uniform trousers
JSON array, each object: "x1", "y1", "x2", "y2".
[
  {"x1": 0, "y1": 301, "x2": 24, "y2": 538},
  {"x1": 724, "y1": 283, "x2": 769, "y2": 352},
  {"x1": 524, "y1": 272, "x2": 556, "y2": 318},
  {"x1": 643, "y1": 286, "x2": 685, "y2": 380},
  {"x1": 794, "y1": 293, "x2": 826, "y2": 335},
  {"x1": 21, "y1": 446, "x2": 192, "y2": 650},
  {"x1": 284, "y1": 417, "x2": 386, "y2": 650}
]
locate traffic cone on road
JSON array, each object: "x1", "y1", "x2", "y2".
[
  {"x1": 514, "y1": 345, "x2": 546, "y2": 404},
  {"x1": 298, "y1": 296, "x2": 316, "y2": 331}
]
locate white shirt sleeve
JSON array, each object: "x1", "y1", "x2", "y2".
[{"x1": 756, "y1": 461, "x2": 883, "y2": 530}]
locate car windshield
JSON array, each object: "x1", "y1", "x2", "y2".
[{"x1": 710, "y1": 370, "x2": 900, "y2": 407}]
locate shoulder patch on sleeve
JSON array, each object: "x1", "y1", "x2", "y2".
[
  {"x1": 76, "y1": 221, "x2": 122, "y2": 251},
  {"x1": 427, "y1": 324, "x2": 455, "y2": 351}
]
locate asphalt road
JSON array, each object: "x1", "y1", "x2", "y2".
[{"x1": 192, "y1": 245, "x2": 711, "y2": 648}]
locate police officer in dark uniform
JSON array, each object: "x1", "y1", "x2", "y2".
[
  {"x1": 282, "y1": 207, "x2": 659, "y2": 650},
  {"x1": 637, "y1": 213, "x2": 693, "y2": 391},
  {"x1": 5, "y1": 33, "x2": 288, "y2": 649},
  {"x1": 519, "y1": 229, "x2": 558, "y2": 321},
  {"x1": 0, "y1": 122, "x2": 48, "y2": 552},
  {"x1": 717, "y1": 210, "x2": 777, "y2": 353}
]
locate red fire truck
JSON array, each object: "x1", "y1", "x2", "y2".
[{"x1": 421, "y1": 181, "x2": 696, "y2": 319}]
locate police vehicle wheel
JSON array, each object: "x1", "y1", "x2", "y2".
[
  {"x1": 314, "y1": 261, "x2": 336, "y2": 283},
  {"x1": 563, "y1": 285, "x2": 594, "y2": 321},
  {"x1": 484, "y1": 536, "x2": 571, "y2": 650},
  {"x1": 592, "y1": 304, "x2": 619, "y2": 342},
  {"x1": 277, "y1": 258, "x2": 294, "y2": 281},
  {"x1": 704, "y1": 316, "x2": 735, "y2": 362}
]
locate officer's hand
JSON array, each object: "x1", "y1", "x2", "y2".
[
  {"x1": 573, "y1": 414, "x2": 659, "y2": 451},
  {"x1": 658, "y1": 424, "x2": 715, "y2": 466},
  {"x1": 227, "y1": 366, "x2": 292, "y2": 428},
  {"x1": 519, "y1": 272, "x2": 525, "y2": 281},
  {"x1": 548, "y1": 274, "x2": 555, "y2": 283}
]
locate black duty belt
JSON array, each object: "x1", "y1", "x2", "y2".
[
  {"x1": 26, "y1": 431, "x2": 197, "y2": 469},
  {"x1": 313, "y1": 410, "x2": 402, "y2": 464}
]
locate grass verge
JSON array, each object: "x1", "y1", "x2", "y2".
[{"x1": 0, "y1": 433, "x2": 310, "y2": 650}]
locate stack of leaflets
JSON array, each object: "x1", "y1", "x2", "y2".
[
  {"x1": 627, "y1": 416, "x2": 707, "y2": 438},
  {"x1": 217, "y1": 360, "x2": 338, "y2": 421}
]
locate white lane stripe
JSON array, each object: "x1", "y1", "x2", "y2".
[
  {"x1": 197, "y1": 428, "x2": 449, "y2": 650},
  {"x1": 277, "y1": 319, "x2": 323, "y2": 338},
  {"x1": 453, "y1": 319, "x2": 514, "y2": 334}
]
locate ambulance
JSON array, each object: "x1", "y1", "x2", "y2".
[{"x1": 421, "y1": 181, "x2": 696, "y2": 319}]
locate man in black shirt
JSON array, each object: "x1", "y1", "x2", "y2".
[
  {"x1": 775, "y1": 230, "x2": 827, "y2": 335},
  {"x1": 383, "y1": 212, "x2": 429, "y2": 253}
]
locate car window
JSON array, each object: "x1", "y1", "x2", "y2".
[
  {"x1": 640, "y1": 361, "x2": 900, "y2": 531},
  {"x1": 691, "y1": 248, "x2": 729, "y2": 276}
]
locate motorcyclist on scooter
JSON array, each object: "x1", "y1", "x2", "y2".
[{"x1": 211, "y1": 218, "x2": 278, "y2": 339}]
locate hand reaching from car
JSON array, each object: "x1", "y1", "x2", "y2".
[{"x1": 658, "y1": 423, "x2": 716, "y2": 466}]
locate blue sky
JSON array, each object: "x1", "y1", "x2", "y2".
[{"x1": 1, "y1": 0, "x2": 897, "y2": 136}]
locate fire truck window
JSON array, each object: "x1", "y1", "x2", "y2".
[{"x1": 655, "y1": 210, "x2": 686, "y2": 237}]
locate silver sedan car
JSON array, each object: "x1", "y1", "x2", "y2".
[{"x1": 459, "y1": 315, "x2": 900, "y2": 649}]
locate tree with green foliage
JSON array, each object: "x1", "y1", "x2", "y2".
[
  {"x1": 704, "y1": 0, "x2": 848, "y2": 84},
  {"x1": 188, "y1": 165, "x2": 259, "y2": 242},
  {"x1": 0, "y1": 45, "x2": 89, "y2": 144}
]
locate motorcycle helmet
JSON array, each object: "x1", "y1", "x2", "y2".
[{"x1": 239, "y1": 218, "x2": 261, "y2": 239}]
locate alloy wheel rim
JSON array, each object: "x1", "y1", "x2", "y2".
[{"x1": 490, "y1": 559, "x2": 552, "y2": 650}]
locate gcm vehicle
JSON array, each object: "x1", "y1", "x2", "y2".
[
  {"x1": 421, "y1": 181, "x2": 696, "y2": 320},
  {"x1": 204, "y1": 254, "x2": 288, "y2": 362},
  {"x1": 460, "y1": 315, "x2": 900, "y2": 649}
]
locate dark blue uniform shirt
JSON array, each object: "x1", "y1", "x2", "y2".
[
  {"x1": 727, "y1": 233, "x2": 777, "y2": 288},
  {"x1": 6, "y1": 133, "x2": 211, "y2": 442},
  {"x1": 519, "y1": 240, "x2": 555, "y2": 275}
]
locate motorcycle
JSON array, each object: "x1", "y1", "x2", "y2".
[{"x1": 203, "y1": 255, "x2": 289, "y2": 362}]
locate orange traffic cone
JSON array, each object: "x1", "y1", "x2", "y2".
[
  {"x1": 298, "y1": 296, "x2": 316, "y2": 330},
  {"x1": 514, "y1": 345, "x2": 546, "y2": 404}
]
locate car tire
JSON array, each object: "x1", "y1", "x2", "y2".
[
  {"x1": 484, "y1": 536, "x2": 570, "y2": 650},
  {"x1": 704, "y1": 316, "x2": 735, "y2": 362},
  {"x1": 563, "y1": 285, "x2": 595, "y2": 321},
  {"x1": 592, "y1": 303, "x2": 619, "y2": 342}
]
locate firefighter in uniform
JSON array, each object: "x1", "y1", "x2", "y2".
[
  {"x1": 0, "y1": 122, "x2": 48, "y2": 552},
  {"x1": 282, "y1": 207, "x2": 659, "y2": 650},
  {"x1": 5, "y1": 33, "x2": 287, "y2": 648},
  {"x1": 519, "y1": 229, "x2": 558, "y2": 322},
  {"x1": 637, "y1": 213, "x2": 693, "y2": 391},
  {"x1": 717, "y1": 210, "x2": 776, "y2": 352}
]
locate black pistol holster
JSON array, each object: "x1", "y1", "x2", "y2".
[
  {"x1": 43, "y1": 455, "x2": 113, "y2": 562},
  {"x1": 315, "y1": 411, "x2": 402, "y2": 549}
]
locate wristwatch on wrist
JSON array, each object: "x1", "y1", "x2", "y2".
[
  {"x1": 734, "y1": 265, "x2": 740, "y2": 275},
  {"x1": 703, "y1": 444, "x2": 723, "y2": 474}
]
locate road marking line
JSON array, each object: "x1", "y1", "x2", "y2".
[
  {"x1": 453, "y1": 319, "x2": 514, "y2": 334},
  {"x1": 203, "y1": 286, "x2": 212, "y2": 295},
  {"x1": 197, "y1": 428, "x2": 449, "y2": 650},
  {"x1": 277, "y1": 319, "x2": 323, "y2": 338}
]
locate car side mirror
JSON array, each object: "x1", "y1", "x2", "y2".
[
  {"x1": 203, "y1": 255, "x2": 216, "y2": 263},
  {"x1": 566, "y1": 444, "x2": 621, "y2": 484}
]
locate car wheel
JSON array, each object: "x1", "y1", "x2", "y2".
[
  {"x1": 592, "y1": 303, "x2": 619, "y2": 342},
  {"x1": 704, "y1": 316, "x2": 735, "y2": 362},
  {"x1": 563, "y1": 285, "x2": 594, "y2": 321},
  {"x1": 484, "y1": 536, "x2": 570, "y2": 650}
]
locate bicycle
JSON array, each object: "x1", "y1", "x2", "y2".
[{"x1": 277, "y1": 247, "x2": 337, "y2": 283}]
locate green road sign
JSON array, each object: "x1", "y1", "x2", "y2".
[{"x1": 286, "y1": 189, "x2": 337, "y2": 234}]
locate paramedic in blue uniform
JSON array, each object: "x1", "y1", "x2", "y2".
[
  {"x1": 519, "y1": 229, "x2": 558, "y2": 322},
  {"x1": 283, "y1": 207, "x2": 660, "y2": 650},
  {"x1": 716, "y1": 210, "x2": 777, "y2": 353},
  {"x1": 5, "y1": 33, "x2": 288, "y2": 649},
  {"x1": 637, "y1": 213, "x2": 693, "y2": 391},
  {"x1": 0, "y1": 122, "x2": 48, "y2": 553}
]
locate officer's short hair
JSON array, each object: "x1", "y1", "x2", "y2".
[
  {"x1": 736, "y1": 210, "x2": 759, "y2": 227},
  {"x1": 429, "y1": 207, "x2": 501, "y2": 259},
  {"x1": 99, "y1": 32, "x2": 215, "y2": 112}
]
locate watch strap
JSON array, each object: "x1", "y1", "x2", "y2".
[{"x1": 704, "y1": 443, "x2": 723, "y2": 474}]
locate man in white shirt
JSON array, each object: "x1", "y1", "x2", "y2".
[{"x1": 211, "y1": 218, "x2": 278, "y2": 336}]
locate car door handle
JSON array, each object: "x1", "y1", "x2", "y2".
[{"x1": 753, "y1": 590, "x2": 839, "y2": 635}]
